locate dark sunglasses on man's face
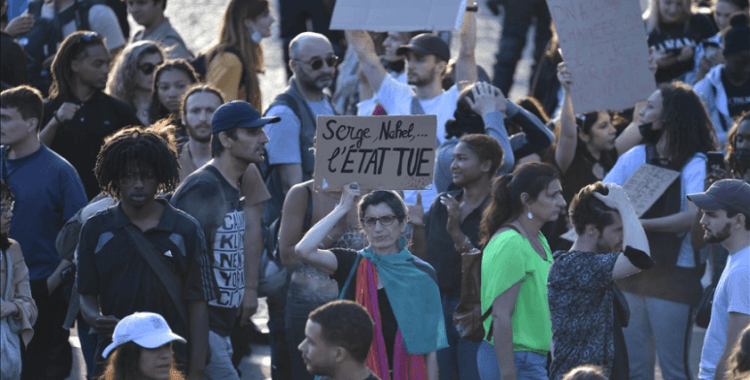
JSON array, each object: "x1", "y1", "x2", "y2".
[
  {"x1": 138, "y1": 63, "x2": 160, "y2": 75},
  {"x1": 294, "y1": 55, "x2": 338, "y2": 70}
]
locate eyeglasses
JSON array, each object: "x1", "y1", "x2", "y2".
[
  {"x1": 138, "y1": 62, "x2": 159, "y2": 75},
  {"x1": 1, "y1": 201, "x2": 14, "y2": 215},
  {"x1": 360, "y1": 215, "x2": 397, "y2": 227},
  {"x1": 292, "y1": 55, "x2": 338, "y2": 70}
]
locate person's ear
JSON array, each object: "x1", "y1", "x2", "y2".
[
  {"x1": 578, "y1": 131, "x2": 591, "y2": 144},
  {"x1": 26, "y1": 117, "x2": 39, "y2": 133},
  {"x1": 585, "y1": 224, "x2": 599, "y2": 237},
  {"x1": 734, "y1": 213, "x2": 746, "y2": 229},
  {"x1": 218, "y1": 131, "x2": 232, "y2": 149},
  {"x1": 520, "y1": 192, "x2": 530, "y2": 206},
  {"x1": 481, "y1": 159, "x2": 492, "y2": 173},
  {"x1": 331, "y1": 346, "x2": 346, "y2": 363}
]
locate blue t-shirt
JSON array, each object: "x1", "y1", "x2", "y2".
[{"x1": 1, "y1": 145, "x2": 87, "y2": 280}]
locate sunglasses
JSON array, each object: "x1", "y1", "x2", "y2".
[
  {"x1": 360, "y1": 215, "x2": 397, "y2": 227},
  {"x1": 293, "y1": 55, "x2": 338, "y2": 70},
  {"x1": 138, "y1": 62, "x2": 160, "y2": 75}
]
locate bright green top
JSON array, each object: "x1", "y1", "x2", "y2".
[{"x1": 480, "y1": 229, "x2": 553, "y2": 354}]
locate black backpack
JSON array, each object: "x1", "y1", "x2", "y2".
[
  {"x1": 189, "y1": 47, "x2": 245, "y2": 83},
  {"x1": 17, "y1": 0, "x2": 101, "y2": 96}
]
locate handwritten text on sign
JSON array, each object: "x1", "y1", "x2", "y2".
[
  {"x1": 560, "y1": 164, "x2": 679, "y2": 242},
  {"x1": 314, "y1": 115, "x2": 437, "y2": 191},
  {"x1": 548, "y1": 0, "x2": 656, "y2": 113}
]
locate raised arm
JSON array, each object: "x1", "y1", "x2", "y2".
[
  {"x1": 294, "y1": 183, "x2": 362, "y2": 274},
  {"x1": 507, "y1": 102, "x2": 555, "y2": 158},
  {"x1": 554, "y1": 63, "x2": 577, "y2": 175},
  {"x1": 465, "y1": 82, "x2": 514, "y2": 173},
  {"x1": 594, "y1": 184, "x2": 653, "y2": 279},
  {"x1": 454, "y1": 5, "x2": 478, "y2": 91},
  {"x1": 346, "y1": 30, "x2": 388, "y2": 96}
]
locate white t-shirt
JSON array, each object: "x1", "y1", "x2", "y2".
[
  {"x1": 375, "y1": 75, "x2": 460, "y2": 146},
  {"x1": 603, "y1": 145, "x2": 707, "y2": 267},
  {"x1": 357, "y1": 71, "x2": 408, "y2": 116},
  {"x1": 264, "y1": 99, "x2": 335, "y2": 166},
  {"x1": 698, "y1": 246, "x2": 750, "y2": 379},
  {"x1": 40, "y1": 2, "x2": 126, "y2": 51}
]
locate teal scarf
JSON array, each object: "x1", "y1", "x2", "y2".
[{"x1": 358, "y1": 239, "x2": 448, "y2": 354}]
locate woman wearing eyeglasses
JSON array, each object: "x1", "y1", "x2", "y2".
[
  {"x1": 106, "y1": 41, "x2": 165, "y2": 126},
  {"x1": 294, "y1": 184, "x2": 447, "y2": 380},
  {"x1": 0, "y1": 180, "x2": 37, "y2": 380},
  {"x1": 203, "y1": 0, "x2": 274, "y2": 110},
  {"x1": 276, "y1": 178, "x2": 367, "y2": 380}
]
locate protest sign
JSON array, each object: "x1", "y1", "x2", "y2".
[
  {"x1": 560, "y1": 163, "x2": 679, "y2": 242},
  {"x1": 547, "y1": 0, "x2": 656, "y2": 113},
  {"x1": 314, "y1": 115, "x2": 437, "y2": 192},
  {"x1": 329, "y1": 0, "x2": 465, "y2": 32},
  {"x1": 622, "y1": 163, "x2": 680, "y2": 217}
]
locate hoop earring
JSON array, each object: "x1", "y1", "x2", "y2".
[{"x1": 527, "y1": 212, "x2": 533, "y2": 220}]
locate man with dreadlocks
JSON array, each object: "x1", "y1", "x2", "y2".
[
  {"x1": 76, "y1": 126, "x2": 217, "y2": 380},
  {"x1": 171, "y1": 100, "x2": 276, "y2": 380}
]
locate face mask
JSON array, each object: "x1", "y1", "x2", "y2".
[{"x1": 735, "y1": 148, "x2": 750, "y2": 167}]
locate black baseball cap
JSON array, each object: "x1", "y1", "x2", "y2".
[
  {"x1": 396, "y1": 33, "x2": 450, "y2": 62},
  {"x1": 687, "y1": 179, "x2": 750, "y2": 216}
]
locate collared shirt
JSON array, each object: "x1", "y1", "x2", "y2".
[
  {"x1": 77, "y1": 199, "x2": 217, "y2": 339},
  {"x1": 423, "y1": 189, "x2": 488, "y2": 297},
  {"x1": 43, "y1": 91, "x2": 140, "y2": 199}
]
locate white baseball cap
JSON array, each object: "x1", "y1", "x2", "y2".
[{"x1": 101, "y1": 312, "x2": 186, "y2": 358}]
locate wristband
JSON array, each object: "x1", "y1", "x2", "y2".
[
  {"x1": 53, "y1": 112, "x2": 63, "y2": 125},
  {"x1": 466, "y1": 5, "x2": 478, "y2": 12}
]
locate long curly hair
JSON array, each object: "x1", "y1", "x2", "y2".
[
  {"x1": 149, "y1": 60, "x2": 198, "y2": 124},
  {"x1": 205, "y1": 0, "x2": 269, "y2": 109},
  {"x1": 658, "y1": 82, "x2": 718, "y2": 169},
  {"x1": 106, "y1": 41, "x2": 164, "y2": 109},
  {"x1": 478, "y1": 162, "x2": 559, "y2": 248},
  {"x1": 99, "y1": 341, "x2": 185, "y2": 380},
  {"x1": 50, "y1": 31, "x2": 107, "y2": 100},
  {"x1": 94, "y1": 126, "x2": 180, "y2": 199},
  {"x1": 726, "y1": 111, "x2": 750, "y2": 177}
]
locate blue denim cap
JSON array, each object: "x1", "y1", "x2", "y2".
[
  {"x1": 211, "y1": 100, "x2": 280, "y2": 134},
  {"x1": 687, "y1": 179, "x2": 750, "y2": 216}
]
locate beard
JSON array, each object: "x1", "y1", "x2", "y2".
[
  {"x1": 595, "y1": 238, "x2": 622, "y2": 254},
  {"x1": 704, "y1": 222, "x2": 732, "y2": 244},
  {"x1": 187, "y1": 123, "x2": 212, "y2": 143},
  {"x1": 407, "y1": 66, "x2": 437, "y2": 87}
]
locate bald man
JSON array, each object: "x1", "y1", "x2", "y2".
[{"x1": 263, "y1": 32, "x2": 338, "y2": 224}]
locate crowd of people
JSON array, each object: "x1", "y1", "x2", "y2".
[{"x1": 1, "y1": 0, "x2": 750, "y2": 379}]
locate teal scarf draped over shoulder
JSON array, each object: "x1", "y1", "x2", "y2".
[{"x1": 358, "y1": 239, "x2": 448, "y2": 354}]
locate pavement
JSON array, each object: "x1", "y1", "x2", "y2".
[{"x1": 64, "y1": 1, "x2": 703, "y2": 379}]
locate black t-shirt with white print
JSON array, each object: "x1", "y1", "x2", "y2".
[
  {"x1": 171, "y1": 165, "x2": 246, "y2": 336},
  {"x1": 648, "y1": 14, "x2": 716, "y2": 83}
]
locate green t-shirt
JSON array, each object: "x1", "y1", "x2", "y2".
[{"x1": 480, "y1": 229, "x2": 553, "y2": 354}]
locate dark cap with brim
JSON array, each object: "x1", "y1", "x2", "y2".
[
  {"x1": 396, "y1": 33, "x2": 450, "y2": 62},
  {"x1": 212, "y1": 100, "x2": 280, "y2": 134},
  {"x1": 687, "y1": 179, "x2": 750, "y2": 216}
]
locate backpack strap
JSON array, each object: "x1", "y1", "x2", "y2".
[
  {"x1": 302, "y1": 185, "x2": 314, "y2": 231},
  {"x1": 123, "y1": 225, "x2": 189, "y2": 328},
  {"x1": 339, "y1": 254, "x2": 362, "y2": 300}
]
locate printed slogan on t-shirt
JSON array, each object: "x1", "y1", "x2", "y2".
[
  {"x1": 209, "y1": 208, "x2": 245, "y2": 309},
  {"x1": 314, "y1": 115, "x2": 437, "y2": 191}
]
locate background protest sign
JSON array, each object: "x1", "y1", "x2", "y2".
[
  {"x1": 547, "y1": 0, "x2": 656, "y2": 113},
  {"x1": 314, "y1": 115, "x2": 437, "y2": 192},
  {"x1": 560, "y1": 163, "x2": 679, "y2": 242},
  {"x1": 329, "y1": 0, "x2": 466, "y2": 31}
]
